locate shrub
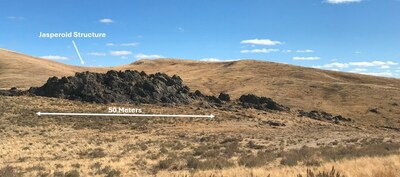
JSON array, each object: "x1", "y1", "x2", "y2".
[
  {"x1": 247, "y1": 141, "x2": 264, "y2": 149},
  {"x1": 297, "y1": 167, "x2": 345, "y2": 177},
  {"x1": 65, "y1": 169, "x2": 80, "y2": 177},
  {"x1": 79, "y1": 148, "x2": 106, "y2": 158},
  {"x1": 186, "y1": 156, "x2": 234, "y2": 170},
  {"x1": 239, "y1": 154, "x2": 266, "y2": 167},
  {"x1": 160, "y1": 147, "x2": 168, "y2": 154},
  {"x1": 0, "y1": 166, "x2": 23, "y2": 177},
  {"x1": 280, "y1": 146, "x2": 315, "y2": 166},
  {"x1": 71, "y1": 163, "x2": 81, "y2": 168}
]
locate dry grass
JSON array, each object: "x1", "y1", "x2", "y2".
[
  {"x1": 155, "y1": 155, "x2": 400, "y2": 177},
  {"x1": 0, "y1": 95, "x2": 399, "y2": 177}
]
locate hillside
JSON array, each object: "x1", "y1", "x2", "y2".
[
  {"x1": 0, "y1": 48, "x2": 107, "y2": 89},
  {"x1": 121, "y1": 59, "x2": 400, "y2": 128},
  {"x1": 1, "y1": 48, "x2": 400, "y2": 127}
]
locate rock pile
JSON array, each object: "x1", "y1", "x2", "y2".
[
  {"x1": 238, "y1": 94, "x2": 289, "y2": 111},
  {"x1": 298, "y1": 110, "x2": 351, "y2": 123},
  {"x1": 0, "y1": 87, "x2": 26, "y2": 96},
  {"x1": 261, "y1": 120, "x2": 286, "y2": 127},
  {"x1": 29, "y1": 70, "x2": 195, "y2": 104},
  {"x1": 2, "y1": 70, "x2": 293, "y2": 113}
]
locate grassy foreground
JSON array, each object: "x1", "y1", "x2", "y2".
[
  {"x1": 1, "y1": 96, "x2": 399, "y2": 177},
  {"x1": 2, "y1": 155, "x2": 399, "y2": 177},
  {"x1": 155, "y1": 155, "x2": 400, "y2": 177}
]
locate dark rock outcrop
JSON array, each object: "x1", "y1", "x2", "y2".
[
  {"x1": 218, "y1": 92, "x2": 230, "y2": 102},
  {"x1": 193, "y1": 90, "x2": 204, "y2": 98},
  {"x1": 238, "y1": 94, "x2": 289, "y2": 111},
  {"x1": 298, "y1": 110, "x2": 351, "y2": 123},
  {"x1": 4, "y1": 71, "x2": 289, "y2": 112},
  {"x1": 29, "y1": 70, "x2": 194, "y2": 104},
  {"x1": 0, "y1": 87, "x2": 27, "y2": 96},
  {"x1": 206, "y1": 95, "x2": 223, "y2": 104}
]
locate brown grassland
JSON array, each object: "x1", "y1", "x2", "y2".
[
  {"x1": 1, "y1": 95, "x2": 399, "y2": 177},
  {"x1": 1, "y1": 49, "x2": 400, "y2": 177}
]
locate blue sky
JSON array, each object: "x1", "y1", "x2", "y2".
[{"x1": 1, "y1": 0, "x2": 400, "y2": 77}]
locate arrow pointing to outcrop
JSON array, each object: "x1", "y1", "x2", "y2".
[
  {"x1": 72, "y1": 40, "x2": 85, "y2": 65},
  {"x1": 36, "y1": 112, "x2": 215, "y2": 119}
]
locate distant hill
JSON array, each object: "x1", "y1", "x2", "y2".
[
  {"x1": 1, "y1": 48, "x2": 400, "y2": 127},
  {"x1": 0, "y1": 48, "x2": 107, "y2": 89}
]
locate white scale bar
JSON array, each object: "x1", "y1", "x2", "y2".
[{"x1": 36, "y1": 112, "x2": 214, "y2": 118}]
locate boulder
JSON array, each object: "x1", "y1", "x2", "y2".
[{"x1": 218, "y1": 92, "x2": 231, "y2": 102}]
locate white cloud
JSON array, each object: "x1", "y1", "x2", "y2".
[
  {"x1": 293, "y1": 56, "x2": 320, "y2": 60},
  {"x1": 296, "y1": 49, "x2": 314, "y2": 53},
  {"x1": 241, "y1": 48, "x2": 279, "y2": 53},
  {"x1": 199, "y1": 58, "x2": 239, "y2": 62},
  {"x1": 349, "y1": 61, "x2": 398, "y2": 67},
  {"x1": 282, "y1": 50, "x2": 292, "y2": 53},
  {"x1": 358, "y1": 72, "x2": 393, "y2": 77},
  {"x1": 99, "y1": 18, "x2": 114, "y2": 24},
  {"x1": 40, "y1": 55, "x2": 68, "y2": 60},
  {"x1": 87, "y1": 52, "x2": 106, "y2": 56},
  {"x1": 120, "y1": 43, "x2": 139, "y2": 46},
  {"x1": 110, "y1": 51, "x2": 132, "y2": 56},
  {"x1": 121, "y1": 56, "x2": 127, "y2": 59},
  {"x1": 325, "y1": 0, "x2": 362, "y2": 4},
  {"x1": 317, "y1": 61, "x2": 398, "y2": 69},
  {"x1": 106, "y1": 43, "x2": 115, "y2": 46},
  {"x1": 241, "y1": 39, "x2": 283, "y2": 46},
  {"x1": 7, "y1": 16, "x2": 24, "y2": 20},
  {"x1": 135, "y1": 53, "x2": 163, "y2": 59},
  {"x1": 200, "y1": 58, "x2": 221, "y2": 62},
  {"x1": 349, "y1": 68, "x2": 367, "y2": 73},
  {"x1": 314, "y1": 61, "x2": 399, "y2": 78},
  {"x1": 323, "y1": 62, "x2": 349, "y2": 68}
]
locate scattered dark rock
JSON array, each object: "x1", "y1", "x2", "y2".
[
  {"x1": 206, "y1": 95, "x2": 222, "y2": 104},
  {"x1": 368, "y1": 108, "x2": 379, "y2": 114},
  {"x1": 379, "y1": 126, "x2": 400, "y2": 132},
  {"x1": 239, "y1": 94, "x2": 288, "y2": 111},
  {"x1": 220, "y1": 137, "x2": 241, "y2": 144},
  {"x1": 262, "y1": 120, "x2": 286, "y2": 127},
  {"x1": 29, "y1": 70, "x2": 194, "y2": 104},
  {"x1": 247, "y1": 141, "x2": 264, "y2": 149},
  {"x1": 298, "y1": 110, "x2": 351, "y2": 123},
  {"x1": 0, "y1": 87, "x2": 27, "y2": 96},
  {"x1": 199, "y1": 102, "x2": 212, "y2": 109},
  {"x1": 193, "y1": 90, "x2": 204, "y2": 98},
  {"x1": 218, "y1": 92, "x2": 231, "y2": 102}
]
